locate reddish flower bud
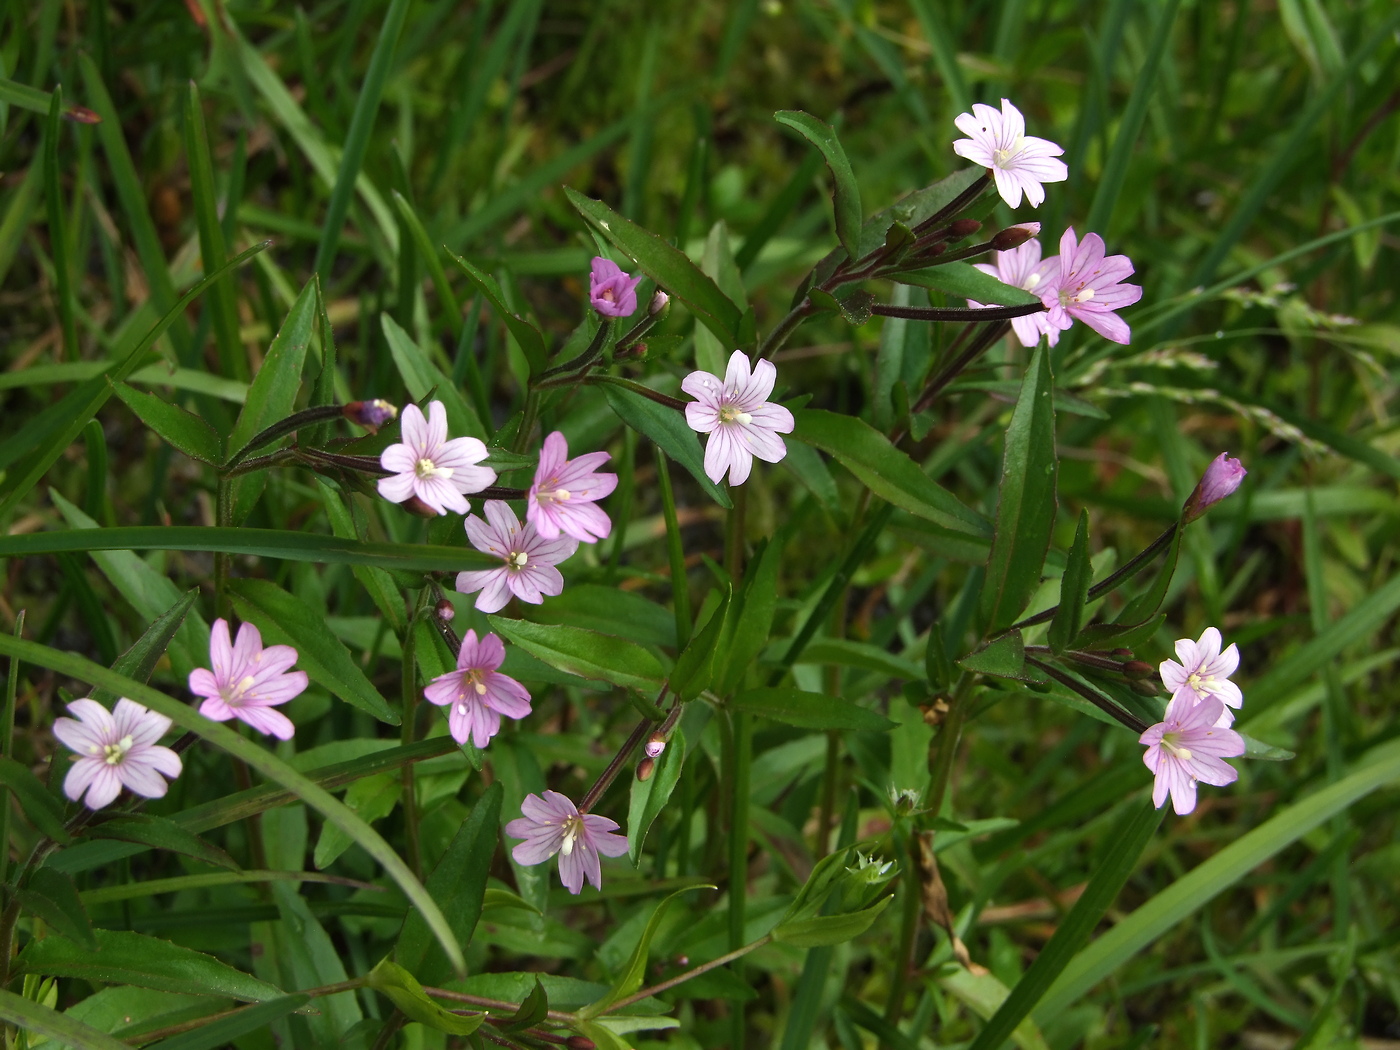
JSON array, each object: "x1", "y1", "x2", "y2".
[
  {"x1": 1122, "y1": 660, "x2": 1156, "y2": 680},
  {"x1": 949, "y1": 219, "x2": 983, "y2": 239},
  {"x1": 566, "y1": 1039, "x2": 597, "y2": 1050},
  {"x1": 435, "y1": 599, "x2": 455, "y2": 622},
  {"x1": 636, "y1": 757, "x2": 655, "y2": 782},
  {"x1": 989, "y1": 222, "x2": 1041, "y2": 251},
  {"x1": 401, "y1": 495, "x2": 439, "y2": 518}
]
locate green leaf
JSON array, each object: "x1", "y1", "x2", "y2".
[
  {"x1": 0, "y1": 635, "x2": 465, "y2": 977},
  {"x1": 791, "y1": 409, "x2": 989, "y2": 537},
  {"x1": 717, "y1": 537, "x2": 785, "y2": 694},
  {"x1": 496, "y1": 978, "x2": 549, "y2": 1032},
  {"x1": 447, "y1": 252, "x2": 549, "y2": 378},
  {"x1": 1114, "y1": 529, "x2": 1182, "y2": 627},
  {"x1": 16, "y1": 868, "x2": 94, "y2": 949},
  {"x1": 315, "y1": 479, "x2": 408, "y2": 632},
  {"x1": 527, "y1": 584, "x2": 677, "y2": 648},
  {"x1": 487, "y1": 617, "x2": 665, "y2": 690},
  {"x1": 380, "y1": 313, "x2": 484, "y2": 438},
  {"x1": 627, "y1": 728, "x2": 686, "y2": 865},
  {"x1": 1073, "y1": 613, "x2": 1167, "y2": 652},
  {"x1": 312, "y1": 773, "x2": 401, "y2": 869},
  {"x1": 774, "y1": 111, "x2": 862, "y2": 258},
  {"x1": 1048, "y1": 510, "x2": 1092, "y2": 654},
  {"x1": 91, "y1": 592, "x2": 198, "y2": 713},
  {"x1": 86, "y1": 814, "x2": 239, "y2": 872},
  {"x1": 0, "y1": 986, "x2": 131, "y2": 1050},
  {"x1": 227, "y1": 578, "x2": 399, "y2": 725},
  {"x1": 849, "y1": 166, "x2": 988, "y2": 261},
  {"x1": 771, "y1": 895, "x2": 892, "y2": 948},
  {"x1": 1241, "y1": 733, "x2": 1295, "y2": 762},
  {"x1": 396, "y1": 783, "x2": 502, "y2": 985},
  {"x1": 368, "y1": 958, "x2": 484, "y2": 1035},
  {"x1": 959, "y1": 632, "x2": 1027, "y2": 681},
  {"x1": 17, "y1": 929, "x2": 282, "y2": 1001},
  {"x1": 897, "y1": 261, "x2": 1042, "y2": 306},
  {"x1": 599, "y1": 379, "x2": 732, "y2": 508},
  {"x1": 582, "y1": 886, "x2": 705, "y2": 1018},
  {"x1": 0, "y1": 525, "x2": 494, "y2": 574},
  {"x1": 671, "y1": 587, "x2": 731, "y2": 700},
  {"x1": 112, "y1": 382, "x2": 221, "y2": 463},
  {"x1": 729, "y1": 688, "x2": 894, "y2": 732},
  {"x1": 0, "y1": 756, "x2": 70, "y2": 843},
  {"x1": 151, "y1": 994, "x2": 311, "y2": 1050},
  {"x1": 981, "y1": 346, "x2": 1058, "y2": 632},
  {"x1": 942, "y1": 969, "x2": 1051, "y2": 1050},
  {"x1": 563, "y1": 188, "x2": 744, "y2": 347},
  {"x1": 226, "y1": 278, "x2": 317, "y2": 523},
  {"x1": 1036, "y1": 738, "x2": 1400, "y2": 1025}
]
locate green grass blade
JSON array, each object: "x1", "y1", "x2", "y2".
[
  {"x1": 312, "y1": 0, "x2": 410, "y2": 276},
  {"x1": 0, "y1": 986, "x2": 130, "y2": 1050},
  {"x1": 152, "y1": 994, "x2": 311, "y2": 1050},
  {"x1": 184, "y1": 82, "x2": 246, "y2": 381},
  {"x1": 0, "y1": 240, "x2": 269, "y2": 518},
  {"x1": 43, "y1": 88, "x2": 78, "y2": 361},
  {"x1": 1035, "y1": 738, "x2": 1400, "y2": 1023},
  {"x1": 0, "y1": 633, "x2": 467, "y2": 978},
  {"x1": 909, "y1": 0, "x2": 970, "y2": 115},
  {"x1": 0, "y1": 526, "x2": 495, "y2": 572},
  {"x1": 1084, "y1": 0, "x2": 1183, "y2": 235}
]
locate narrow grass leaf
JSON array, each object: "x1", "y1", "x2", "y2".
[
  {"x1": 0, "y1": 987, "x2": 130, "y2": 1050},
  {"x1": 447, "y1": 252, "x2": 548, "y2": 377},
  {"x1": 1048, "y1": 511, "x2": 1091, "y2": 654},
  {"x1": 381, "y1": 313, "x2": 483, "y2": 437},
  {"x1": 43, "y1": 89, "x2": 78, "y2": 362},
  {"x1": 150, "y1": 994, "x2": 311, "y2": 1050}
]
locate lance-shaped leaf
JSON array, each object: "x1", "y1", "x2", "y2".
[
  {"x1": 85, "y1": 813, "x2": 239, "y2": 872},
  {"x1": 775, "y1": 111, "x2": 862, "y2": 259},
  {"x1": 717, "y1": 536, "x2": 785, "y2": 694},
  {"x1": 0, "y1": 757, "x2": 70, "y2": 843},
  {"x1": 113, "y1": 382, "x2": 222, "y2": 463},
  {"x1": 227, "y1": 578, "x2": 398, "y2": 725},
  {"x1": 564, "y1": 188, "x2": 743, "y2": 347},
  {"x1": 627, "y1": 728, "x2": 686, "y2": 865},
  {"x1": 671, "y1": 586, "x2": 731, "y2": 701},
  {"x1": 381, "y1": 313, "x2": 483, "y2": 438},
  {"x1": 599, "y1": 378, "x2": 731, "y2": 508},
  {"x1": 959, "y1": 631, "x2": 1028, "y2": 681},
  {"x1": 791, "y1": 409, "x2": 989, "y2": 537},
  {"x1": 15, "y1": 869, "x2": 94, "y2": 949},
  {"x1": 897, "y1": 260, "x2": 1042, "y2": 306},
  {"x1": 488, "y1": 617, "x2": 665, "y2": 690},
  {"x1": 1048, "y1": 510, "x2": 1092, "y2": 654},
  {"x1": 0, "y1": 987, "x2": 131, "y2": 1050},
  {"x1": 771, "y1": 895, "x2": 893, "y2": 948},
  {"x1": 730, "y1": 688, "x2": 894, "y2": 732},
  {"x1": 448, "y1": 252, "x2": 548, "y2": 377},
  {"x1": 581, "y1": 886, "x2": 706, "y2": 1017},
  {"x1": 152, "y1": 994, "x2": 311, "y2": 1050},
  {"x1": 981, "y1": 345, "x2": 1058, "y2": 632},
  {"x1": 369, "y1": 958, "x2": 484, "y2": 1035}
]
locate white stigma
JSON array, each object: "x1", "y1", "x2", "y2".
[
  {"x1": 103, "y1": 735, "x2": 135, "y2": 765},
  {"x1": 560, "y1": 817, "x2": 581, "y2": 856},
  {"x1": 415, "y1": 457, "x2": 453, "y2": 480},
  {"x1": 507, "y1": 550, "x2": 529, "y2": 571}
]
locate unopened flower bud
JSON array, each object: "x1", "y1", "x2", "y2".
[
  {"x1": 990, "y1": 222, "x2": 1041, "y2": 251},
  {"x1": 1130, "y1": 678, "x2": 1160, "y2": 697},
  {"x1": 1182, "y1": 453, "x2": 1247, "y2": 523},
  {"x1": 343, "y1": 399, "x2": 398, "y2": 434},
  {"x1": 1112, "y1": 648, "x2": 1134, "y2": 659},
  {"x1": 566, "y1": 1038, "x2": 596, "y2": 1050},
  {"x1": 645, "y1": 732, "x2": 667, "y2": 759},
  {"x1": 1122, "y1": 660, "x2": 1156, "y2": 680},
  {"x1": 435, "y1": 599, "x2": 455, "y2": 622},
  {"x1": 648, "y1": 289, "x2": 670, "y2": 316},
  {"x1": 636, "y1": 757, "x2": 655, "y2": 781},
  {"x1": 948, "y1": 219, "x2": 982, "y2": 240},
  {"x1": 401, "y1": 495, "x2": 439, "y2": 519}
]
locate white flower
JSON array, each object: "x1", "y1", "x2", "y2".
[{"x1": 953, "y1": 99, "x2": 1067, "y2": 209}]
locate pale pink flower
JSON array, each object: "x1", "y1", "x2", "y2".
[
  {"x1": 423, "y1": 630, "x2": 531, "y2": 748},
  {"x1": 505, "y1": 790, "x2": 630, "y2": 894},
  {"x1": 377, "y1": 401, "x2": 495, "y2": 516},
  {"x1": 1159, "y1": 627, "x2": 1243, "y2": 722},
  {"x1": 527, "y1": 431, "x2": 617, "y2": 544},
  {"x1": 455, "y1": 501, "x2": 579, "y2": 613},
  {"x1": 952, "y1": 99, "x2": 1067, "y2": 209},
  {"x1": 53, "y1": 698, "x2": 183, "y2": 810},
  {"x1": 1139, "y1": 692, "x2": 1245, "y2": 815},
  {"x1": 189, "y1": 619, "x2": 308, "y2": 740},
  {"x1": 969, "y1": 236, "x2": 1057, "y2": 347},
  {"x1": 1182, "y1": 454, "x2": 1247, "y2": 523},
  {"x1": 589, "y1": 257, "x2": 643, "y2": 319},
  {"x1": 1038, "y1": 228, "x2": 1143, "y2": 346},
  {"x1": 682, "y1": 350, "x2": 795, "y2": 486}
]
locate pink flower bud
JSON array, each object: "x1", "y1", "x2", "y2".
[
  {"x1": 649, "y1": 289, "x2": 670, "y2": 316},
  {"x1": 990, "y1": 222, "x2": 1041, "y2": 251},
  {"x1": 343, "y1": 399, "x2": 398, "y2": 434},
  {"x1": 645, "y1": 732, "x2": 667, "y2": 759},
  {"x1": 434, "y1": 598, "x2": 455, "y2": 622},
  {"x1": 1182, "y1": 453, "x2": 1246, "y2": 523}
]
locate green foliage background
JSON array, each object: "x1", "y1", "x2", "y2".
[{"x1": 0, "y1": 0, "x2": 1399, "y2": 1047}]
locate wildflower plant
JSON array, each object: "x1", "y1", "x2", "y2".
[{"x1": 2, "y1": 7, "x2": 1395, "y2": 1050}]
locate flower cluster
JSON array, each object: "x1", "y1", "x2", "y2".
[{"x1": 1139, "y1": 628, "x2": 1248, "y2": 814}]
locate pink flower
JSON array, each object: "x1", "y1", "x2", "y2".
[
  {"x1": 53, "y1": 698, "x2": 183, "y2": 810},
  {"x1": 377, "y1": 401, "x2": 495, "y2": 516},
  {"x1": 505, "y1": 790, "x2": 630, "y2": 894},
  {"x1": 455, "y1": 501, "x2": 579, "y2": 613},
  {"x1": 423, "y1": 630, "x2": 531, "y2": 748},
  {"x1": 952, "y1": 99, "x2": 1067, "y2": 209},
  {"x1": 682, "y1": 350, "x2": 795, "y2": 486},
  {"x1": 1182, "y1": 454, "x2": 1247, "y2": 523},
  {"x1": 589, "y1": 257, "x2": 643, "y2": 318},
  {"x1": 1038, "y1": 228, "x2": 1143, "y2": 346},
  {"x1": 1139, "y1": 692, "x2": 1245, "y2": 815},
  {"x1": 1159, "y1": 627, "x2": 1243, "y2": 722},
  {"x1": 969, "y1": 237, "x2": 1057, "y2": 347},
  {"x1": 189, "y1": 619, "x2": 309, "y2": 740},
  {"x1": 527, "y1": 431, "x2": 617, "y2": 544}
]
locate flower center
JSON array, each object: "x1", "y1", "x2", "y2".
[
  {"x1": 1161, "y1": 731, "x2": 1193, "y2": 763},
  {"x1": 221, "y1": 675, "x2": 257, "y2": 707},
  {"x1": 465, "y1": 669, "x2": 488, "y2": 696},
  {"x1": 992, "y1": 137, "x2": 1023, "y2": 167},
  {"x1": 538, "y1": 485, "x2": 571, "y2": 504},
  {"x1": 102, "y1": 735, "x2": 135, "y2": 765},
  {"x1": 1060, "y1": 283, "x2": 1094, "y2": 307},
  {"x1": 415, "y1": 457, "x2": 453, "y2": 480},
  {"x1": 1186, "y1": 670, "x2": 1212, "y2": 694},
  {"x1": 506, "y1": 550, "x2": 529, "y2": 572},
  {"x1": 560, "y1": 814, "x2": 584, "y2": 856},
  {"x1": 718, "y1": 404, "x2": 752, "y2": 426}
]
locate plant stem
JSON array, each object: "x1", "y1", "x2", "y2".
[
  {"x1": 914, "y1": 173, "x2": 991, "y2": 232},
  {"x1": 535, "y1": 319, "x2": 612, "y2": 382},
  {"x1": 871, "y1": 302, "x2": 1045, "y2": 323},
  {"x1": 1025, "y1": 657, "x2": 1151, "y2": 733},
  {"x1": 421, "y1": 987, "x2": 574, "y2": 1023},
  {"x1": 608, "y1": 936, "x2": 772, "y2": 1011},
  {"x1": 656, "y1": 447, "x2": 692, "y2": 647},
  {"x1": 726, "y1": 706, "x2": 752, "y2": 1050},
  {"x1": 926, "y1": 674, "x2": 975, "y2": 819},
  {"x1": 883, "y1": 827, "x2": 924, "y2": 1035},
  {"x1": 578, "y1": 694, "x2": 669, "y2": 813},
  {"x1": 910, "y1": 320, "x2": 1012, "y2": 415},
  {"x1": 757, "y1": 299, "x2": 816, "y2": 359},
  {"x1": 223, "y1": 404, "x2": 346, "y2": 470}
]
